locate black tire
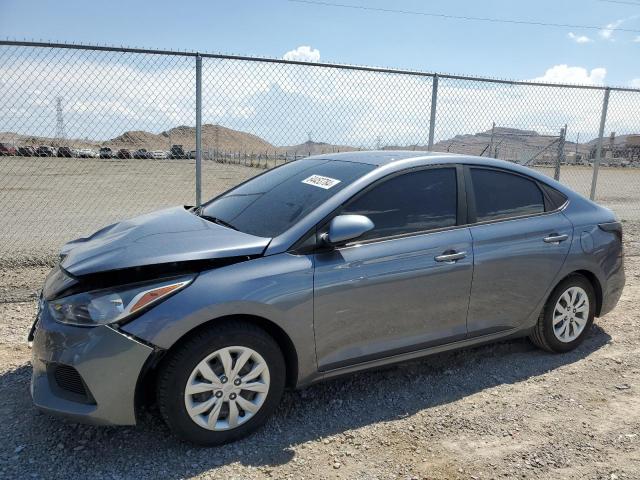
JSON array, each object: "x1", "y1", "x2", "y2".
[
  {"x1": 530, "y1": 274, "x2": 596, "y2": 353},
  {"x1": 156, "y1": 321, "x2": 286, "y2": 445}
]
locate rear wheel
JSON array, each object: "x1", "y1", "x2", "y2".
[
  {"x1": 156, "y1": 322, "x2": 286, "y2": 445},
  {"x1": 530, "y1": 274, "x2": 595, "y2": 353}
]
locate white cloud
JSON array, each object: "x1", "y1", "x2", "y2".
[
  {"x1": 567, "y1": 32, "x2": 592, "y2": 44},
  {"x1": 634, "y1": 35, "x2": 640, "y2": 42},
  {"x1": 2, "y1": 50, "x2": 639, "y2": 152},
  {"x1": 532, "y1": 64, "x2": 606, "y2": 85},
  {"x1": 630, "y1": 78, "x2": 640, "y2": 88},
  {"x1": 600, "y1": 19, "x2": 624, "y2": 40},
  {"x1": 282, "y1": 45, "x2": 320, "y2": 62}
]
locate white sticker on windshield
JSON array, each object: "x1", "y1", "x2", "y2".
[{"x1": 302, "y1": 175, "x2": 341, "y2": 189}]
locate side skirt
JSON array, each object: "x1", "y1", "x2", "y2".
[{"x1": 310, "y1": 327, "x2": 529, "y2": 386}]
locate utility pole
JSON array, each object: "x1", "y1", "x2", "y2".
[{"x1": 54, "y1": 97, "x2": 66, "y2": 146}]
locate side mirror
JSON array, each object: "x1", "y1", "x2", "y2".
[{"x1": 323, "y1": 214, "x2": 374, "y2": 245}]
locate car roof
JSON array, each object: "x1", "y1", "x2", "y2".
[
  {"x1": 306, "y1": 150, "x2": 575, "y2": 195},
  {"x1": 308, "y1": 150, "x2": 454, "y2": 166}
]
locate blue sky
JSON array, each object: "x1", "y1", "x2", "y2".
[
  {"x1": 1, "y1": 0, "x2": 639, "y2": 148},
  {"x1": 1, "y1": 0, "x2": 639, "y2": 86}
]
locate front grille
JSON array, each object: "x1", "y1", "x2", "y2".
[{"x1": 52, "y1": 364, "x2": 89, "y2": 398}]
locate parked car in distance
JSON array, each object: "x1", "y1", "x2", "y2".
[
  {"x1": 17, "y1": 146, "x2": 37, "y2": 157},
  {"x1": 170, "y1": 144, "x2": 186, "y2": 159},
  {"x1": 151, "y1": 150, "x2": 168, "y2": 159},
  {"x1": 78, "y1": 148, "x2": 98, "y2": 158},
  {"x1": 99, "y1": 147, "x2": 113, "y2": 159},
  {"x1": 133, "y1": 148, "x2": 151, "y2": 159},
  {"x1": 188, "y1": 150, "x2": 197, "y2": 159},
  {"x1": 0, "y1": 142, "x2": 17, "y2": 156},
  {"x1": 36, "y1": 146, "x2": 56, "y2": 157},
  {"x1": 30, "y1": 152, "x2": 625, "y2": 446},
  {"x1": 117, "y1": 148, "x2": 132, "y2": 159},
  {"x1": 57, "y1": 146, "x2": 73, "y2": 158}
]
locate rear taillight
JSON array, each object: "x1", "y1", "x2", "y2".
[
  {"x1": 598, "y1": 221, "x2": 623, "y2": 242},
  {"x1": 599, "y1": 222, "x2": 623, "y2": 257}
]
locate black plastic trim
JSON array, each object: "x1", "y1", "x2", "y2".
[
  {"x1": 47, "y1": 363, "x2": 96, "y2": 405},
  {"x1": 47, "y1": 256, "x2": 259, "y2": 300}
]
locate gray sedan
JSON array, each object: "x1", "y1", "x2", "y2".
[{"x1": 30, "y1": 151, "x2": 625, "y2": 445}]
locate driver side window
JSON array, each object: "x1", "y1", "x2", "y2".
[{"x1": 340, "y1": 167, "x2": 458, "y2": 241}]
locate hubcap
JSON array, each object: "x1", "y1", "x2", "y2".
[
  {"x1": 184, "y1": 346, "x2": 270, "y2": 431},
  {"x1": 552, "y1": 286, "x2": 589, "y2": 343}
]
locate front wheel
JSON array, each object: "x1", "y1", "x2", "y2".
[
  {"x1": 530, "y1": 274, "x2": 596, "y2": 353},
  {"x1": 156, "y1": 322, "x2": 286, "y2": 445}
]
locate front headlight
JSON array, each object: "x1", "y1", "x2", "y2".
[{"x1": 48, "y1": 275, "x2": 195, "y2": 327}]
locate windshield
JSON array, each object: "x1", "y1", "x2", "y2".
[{"x1": 199, "y1": 159, "x2": 375, "y2": 238}]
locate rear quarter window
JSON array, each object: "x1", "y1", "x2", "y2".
[{"x1": 470, "y1": 168, "x2": 545, "y2": 222}]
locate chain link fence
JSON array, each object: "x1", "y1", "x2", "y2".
[{"x1": 1, "y1": 40, "x2": 640, "y2": 269}]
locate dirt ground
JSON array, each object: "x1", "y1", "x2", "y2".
[
  {"x1": 0, "y1": 157, "x2": 259, "y2": 265},
  {"x1": 1, "y1": 158, "x2": 639, "y2": 479},
  {"x1": 1, "y1": 157, "x2": 640, "y2": 266},
  {"x1": 0, "y1": 225, "x2": 638, "y2": 479}
]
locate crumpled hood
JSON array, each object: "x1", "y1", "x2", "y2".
[{"x1": 60, "y1": 206, "x2": 271, "y2": 276}]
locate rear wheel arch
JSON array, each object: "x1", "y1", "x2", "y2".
[
  {"x1": 530, "y1": 272, "x2": 597, "y2": 352},
  {"x1": 570, "y1": 270, "x2": 603, "y2": 317}
]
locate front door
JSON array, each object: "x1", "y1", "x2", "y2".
[{"x1": 312, "y1": 166, "x2": 473, "y2": 370}]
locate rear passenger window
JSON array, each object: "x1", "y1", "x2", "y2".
[
  {"x1": 341, "y1": 168, "x2": 457, "y2": 241},
  {"x1": 470, "y1": 168, "x2": 544, "y2": 222}
]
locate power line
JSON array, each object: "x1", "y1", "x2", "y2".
[
  {"x1": 598, "y1": 0, "x2": 640, "y2": 5},
  {"x1": 288, "y1": 0, "x2": 640, "y2": 33}
]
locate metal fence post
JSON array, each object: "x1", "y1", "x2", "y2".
[
  {"x1": 555, "y1": 125, "x2": 566, "y2": 181},
  {"x1": 195, "y1": 53, "x2": 203, "y2": 207},
  {"x1": 427, "y1": 74, "x2": 438, "y2": 151},
  {"x1": 489, "y1": 122, "x2": 495, "y2": 158},
  {"x1": 590, "y1": 88, "x2": 610, "y2": 200}
]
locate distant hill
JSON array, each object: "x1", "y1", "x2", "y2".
[
  {"x1": 0, "y1": 132, "x2": 100, "y2": 149},
  {"x1": 106, "y1": 124, "x2": 275, "y2": 152},
  {"x1": 584, "y1": 133, "x2": 639, "y2": 146},
  {"x1": 3, "y1": 125, "x2": 625, "y2": 161},
  {"x1": 432, "y1": 127, "x2": 589, "y2": 160},
  {"x1": 279, "y1": 140, "x2": 358, "y2": 156},
  {"x1": 0, "y1": 124, "x2": 276, "y2": 153}
]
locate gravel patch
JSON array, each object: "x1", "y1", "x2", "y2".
[{"x1": 0, "y1": 227, "x2": 638, "y2": 479}]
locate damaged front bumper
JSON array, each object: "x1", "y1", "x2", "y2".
[{"x1": 30, "y1": 301, "x2": 154, "y2": 426}]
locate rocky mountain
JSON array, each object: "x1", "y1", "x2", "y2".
[
  {"x1": 106, "y1": 124, "x2": 276, "y2": 152},
  {"x1": 431, "y1": 127, "x2": 589, "y2": 160}
]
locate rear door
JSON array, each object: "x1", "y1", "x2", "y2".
[
  {"x1": 313, "y1": 166, "x2": 474, "y2": 370},
  {"x1": 465, "y1": 166, "x2": 572, "y2": 335}
]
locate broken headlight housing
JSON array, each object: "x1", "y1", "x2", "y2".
[{"x1": 48, "y1": 275, "x2": 195, "y2": 327}]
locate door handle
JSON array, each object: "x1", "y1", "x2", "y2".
[
  {"x1": 543, "y1": 234, "x2": 569, "y2": 244},
  {"x1": 435, "y1": 251, "x2": 467, "y2": 263}
]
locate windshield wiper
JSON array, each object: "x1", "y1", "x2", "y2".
[{"x1": 194, "y1": 208, "x2": 239, "y2": 231}]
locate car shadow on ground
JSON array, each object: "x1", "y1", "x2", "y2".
[{"x1": 0, "y1": 325, "x2": 611, "y2": 478}]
